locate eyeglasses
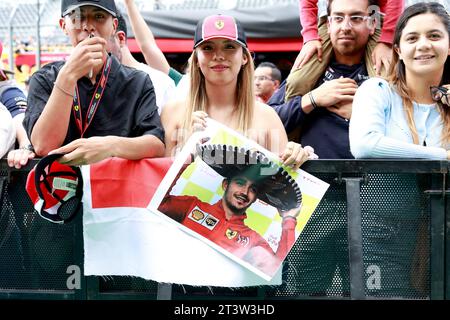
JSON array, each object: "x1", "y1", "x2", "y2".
[
  {"x1": 254, "y1": 75, "x2": 274, "y2": 82},
  {"x1": 328, "y1": 15, "x2": 371, "y2": 27},
  {"x1": 430, "y1": 86, "x2": 449, "y2": 105}
]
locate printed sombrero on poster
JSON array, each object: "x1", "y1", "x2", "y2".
[{"x1": 195, "y1": 144, "x2": 302, "y2": 211}]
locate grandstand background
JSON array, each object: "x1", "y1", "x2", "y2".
[
  {"x1": 0, "y1": 0, "x2": 445, "y2": 50},
  {"x1": 0, "y1": 0, "x2": 446, "y2": 89},
  {"x1": 0, "y1": 0, "x2": 303, "y2": 51}
]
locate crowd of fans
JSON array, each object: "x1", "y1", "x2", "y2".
[{"x1": 0, "y1": 0, "x2": 449, "y2": 297}]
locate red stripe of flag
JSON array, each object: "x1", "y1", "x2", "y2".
[{"x1": 90, "y1": 157, "x2": 173, "y2": 209}]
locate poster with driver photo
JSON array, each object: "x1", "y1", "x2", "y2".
[{"x1": 149, "y1": 119, "x2": 329, "y2": 280}]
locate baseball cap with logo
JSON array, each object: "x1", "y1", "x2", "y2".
[
  {"x1": 193, "y1": 14, "x2": 247, "y2": 49},
  {"x1": 26, "y1": 153, "x2": 83, "y2": 224},
  {"x1": 61, "y1": 0, "x2": 118, "y2": 17}
]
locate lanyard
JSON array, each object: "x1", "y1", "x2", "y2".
[{"x1": 72, "y1": 56, "x2": 112, "y2": 137}]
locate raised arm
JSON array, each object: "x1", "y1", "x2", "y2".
[
  {"x1": 274, "y1": 207, "x2": 300, "y2": 260},
  {"x1": 124, "y1": 0, "x2": 170, "y2": 74}
]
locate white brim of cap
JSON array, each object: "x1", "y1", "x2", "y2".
[
  {"x1": 62, "y1": 3, "x2": 116, "y2": 17},
  {"x1": 194, "y1": 36, "x2": 246, "y2": 49}
]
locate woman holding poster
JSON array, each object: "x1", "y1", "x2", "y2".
[{"x1": 161, "y1": 14, "x2": 317, "y2": 169}]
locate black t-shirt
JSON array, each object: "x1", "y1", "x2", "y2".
[{"x1": 24, "y1": 55, "x2": 164, "y2": 146}]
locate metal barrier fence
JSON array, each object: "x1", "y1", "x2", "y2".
[{"x1": 0, "y1": 159, "x2": 448, "y2": 300}]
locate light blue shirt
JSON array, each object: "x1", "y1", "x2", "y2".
[{"x1": 349, "y1": 78, "x2": 448, "y2": 159}]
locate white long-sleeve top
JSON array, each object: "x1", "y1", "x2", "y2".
[
  {"x1": 0, "y1": 103, "x2": 15, "y2": 158},
  {"x1": 349, "y1": 77, "x2": 448, "y2": 159}
]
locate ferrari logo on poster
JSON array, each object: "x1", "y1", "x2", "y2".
[{"x1": 226, "y1": 228, "x2": 238, "y2": 239}]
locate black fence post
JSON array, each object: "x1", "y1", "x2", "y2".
[
  {"x1": 425, "y1": 173, "x2": 447, "y2": 300},
  {"x1": 157, "y1": 283, "x2": 173, "y2": 300},
  {"x1": 73, "y1": 209, "x2": 87, "y2": 300},
  {"x1": 343, "y1": 177, "x2": 365, "y2": 300}
]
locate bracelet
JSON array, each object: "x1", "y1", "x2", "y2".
[
  {"x1": 19, "y1": 144, "x2": 34, "y2": 152},
  {"x1": 53, "y1": 81, "x2": 74, "y2": 98},
  {"x1": 309, "y1": 91, "x2": 319, "y2": 109}
]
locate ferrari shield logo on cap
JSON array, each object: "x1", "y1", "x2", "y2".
[{"x1": 215, "y1": 19, "x2": 225, "y2": 30}]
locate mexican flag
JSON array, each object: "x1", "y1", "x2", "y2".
[{"x1": 81, "y1": 157, "x2": 282, "y2": 287}]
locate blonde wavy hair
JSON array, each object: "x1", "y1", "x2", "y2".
[
  {"x1": 387, "y1": 2, "x2": 450, "y2": 145},
  {"x1": 179, "y1": 46, "x2": 255, "y2": 147}
]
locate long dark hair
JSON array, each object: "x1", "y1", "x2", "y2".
[{"x1": 388, "y1": 2, "x2": 450, "y2": 145}]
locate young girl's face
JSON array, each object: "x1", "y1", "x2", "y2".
[
  {"x1": 196, "y1": 38, "x2": 248, "y2": 85},
  {"x1": 397, "y1": 12, "x2": 449, "y2": 78}
]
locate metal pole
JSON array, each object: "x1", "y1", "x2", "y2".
[
  {"x1": 36, "y1": 0, "x2": 42, "y2": 69},
  {"x1": 344, "y1": 177, "x2": 365, "y2": 300},
  {"x1": 425, "y1": 174, "x2": 447, "y2": 300},
  {"x1": 8, "y1": 5, "x2": 18, "y2": 77}
]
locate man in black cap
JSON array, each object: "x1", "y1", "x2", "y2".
[
  {"x1": 24, "y1": 0, "x2": 165, "y2": 165},
  {"x1": 158, "y1": 144, "x2": 302, "y2": 275}
]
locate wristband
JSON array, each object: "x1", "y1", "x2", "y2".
[
  {"x1": 309, "y1": 91, "x2": 319, "y2": 109},
  {"x1": 20, "y1": 144, "x2": 34, "y2": 152}
]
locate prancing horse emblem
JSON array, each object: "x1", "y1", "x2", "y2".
[
  {"x1": 226, "y1": 228, "x2": 238, "y2": 239},
  {"x1": 215, "y1": 20, "x2": 225, "y2": 30}
]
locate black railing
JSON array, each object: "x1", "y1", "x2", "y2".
[{"x1": 0, "y1": 159, "x2": 448, "y2": 300}]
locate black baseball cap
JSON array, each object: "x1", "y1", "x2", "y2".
[{"x1": 61, "y1": 0, "x2": 118, "y2": 17}]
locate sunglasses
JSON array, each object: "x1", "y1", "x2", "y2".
[{"x1": 430, "y1": 86, "x2": 449, "y2": 105}]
